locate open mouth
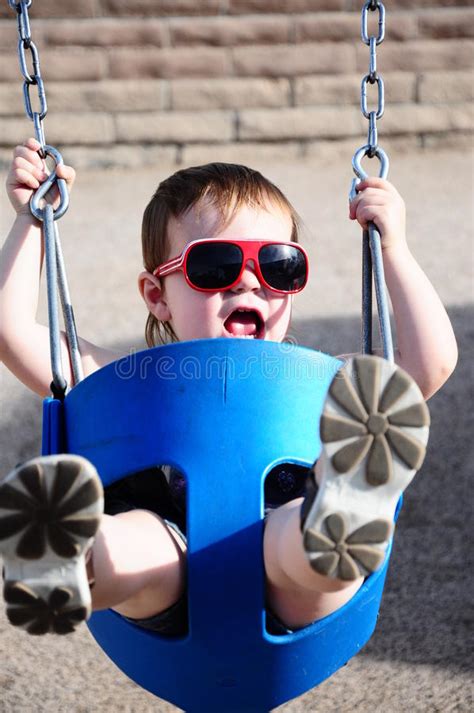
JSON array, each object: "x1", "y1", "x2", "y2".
[{"x1": 223, "y1": 308, "x2": 265, "y2": 339}]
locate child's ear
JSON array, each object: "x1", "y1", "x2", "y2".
[{"x1": 138, "y1": 271, "x2": 172, "y2": 322}]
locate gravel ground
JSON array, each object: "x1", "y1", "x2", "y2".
[{"x1": 0, "y1": 148, "x2": 472, "y2": 712}]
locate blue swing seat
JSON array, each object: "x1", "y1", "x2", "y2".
[{"x1": 42, "y1": 339, "x2": 392, "y2": 713}]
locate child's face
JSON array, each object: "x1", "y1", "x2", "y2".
[{"x1": 143, "y1": 200, "x2": 295, "y2": 343}]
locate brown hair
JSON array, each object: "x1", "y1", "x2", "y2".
[{"x1": 142, "y1": 162, "x2": 301, "y2": 346}]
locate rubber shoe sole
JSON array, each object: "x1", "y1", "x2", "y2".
[
  {"x1": 0, "y1": 454, "x2": 103, "y2": 635},
  {"x1": 301, "y1": 355, "x2": 430, "y2": 580}
]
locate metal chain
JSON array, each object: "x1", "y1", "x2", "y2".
[
  {"x1": 350, "y1": 1, "x2": 394, "y2": 363},
  {"x1": 352, "y1": 0, "x2": 388, "y2": 181},
  {"x1": 360, "y1": 0, "x2": 385, "y2": 158},
  {"x1": 7, "y1": 0, "x2": 83, "y2": 395},
  {"x1": 9, "y1": 0, "x2": 47, "y2": 154}
]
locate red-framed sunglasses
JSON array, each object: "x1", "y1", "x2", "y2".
[{"x1": 153, "y1": 238, "x2": 309, "y2": 294}]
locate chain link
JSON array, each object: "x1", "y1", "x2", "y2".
[
  {"x1": 16, "y1": 1, "x2": 32, "y2": 47},
  {"x1": 361, "y1": 1, "x2": 385, "y2": 46},
  {"x1": 8, "y1": 0, "x2": 48, "y2": 155}
]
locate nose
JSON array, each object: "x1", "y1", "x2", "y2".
[{"x1": 231, "y1": 259, "x2": 262, "y2": 293}]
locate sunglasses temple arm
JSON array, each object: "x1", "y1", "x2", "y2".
[{"x1": 154, "y1": 256, "x2": 184, "y2": 277}]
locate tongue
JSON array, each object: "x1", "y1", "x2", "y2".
[{"x1": 224, "y1": 311, "x2": 259, "y2": 336}]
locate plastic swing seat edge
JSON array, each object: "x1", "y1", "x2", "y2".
[{"x1": 42, "y1": 396, "x2": 65, "y2": 456}]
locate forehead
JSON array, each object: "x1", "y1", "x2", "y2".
[{"x1": 166, "y1": 199, "x2": 293, "y2": 253}]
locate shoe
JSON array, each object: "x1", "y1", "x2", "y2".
[
  {"x1": 301, "y1": 355, "x2": 430, "y2": 580},
  {"x1": 0, "y1": 454, "x2": 103, "y2": 635}
]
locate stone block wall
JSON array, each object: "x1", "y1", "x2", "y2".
[{"x1": 0, "y1": 1, "x2": 472, "y2": 168}]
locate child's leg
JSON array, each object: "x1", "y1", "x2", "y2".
[
  {"x1": 0, "y1": 455, "x2": 185, "y2": 634},
  {"x1": 264, "y1": 498, "x2": 363, "y2": 628},
  {"x1": 264, "y1": 355, "x2": 430, "y2": 630},
  {"x1": 90, "y1": 508, "x2": 185, "y2": 619}
]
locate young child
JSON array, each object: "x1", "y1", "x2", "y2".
[{"x1": 0, "y1": 137, "x2": 457, "y2": 636}]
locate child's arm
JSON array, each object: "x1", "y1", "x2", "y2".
[
  {"x1": 349, "y1": 177, "x2": 458, "y2": 400},
  {"x1": 0, "y1": 138, "x2": 122, "y2": 397}
]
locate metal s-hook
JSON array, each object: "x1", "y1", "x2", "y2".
[
  {"x1": 352, "y1": 144, "x2": 389, "y2": 182},
  {"x1": 29, "y1": 145, "x2": 69, "y2": 222}
]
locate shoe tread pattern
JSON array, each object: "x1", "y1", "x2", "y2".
[
  {"x1": 302, "y1": 355, "x2": 430, "y2": 580},
  {"x1": 0, "y1": 456, "x2": 103, "y2": 635},
  {"x1": 0, "y1": 459, "x2": 102, "y2": 560},
  {"x1": 4, "y1": 581, "x2": 88, "y2": 635}
]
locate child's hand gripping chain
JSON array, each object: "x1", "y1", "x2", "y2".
[
  {"x1": 6, "y1": 137, "x2": 76, "y2": 216},
  {"x1": 349, "y1": 177, "x2": 406, "y2": 252}
]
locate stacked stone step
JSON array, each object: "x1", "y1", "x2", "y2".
[{"x1": 0, "y1": 0, "x2": 472, "y2": 168}]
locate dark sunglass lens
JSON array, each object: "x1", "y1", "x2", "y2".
[
  {"x1": 259, "y1": 244, "x2": 307, "y2": 291},
  {"x1": 187, "y1": 242, "x2": 242, "y2": 289}
]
